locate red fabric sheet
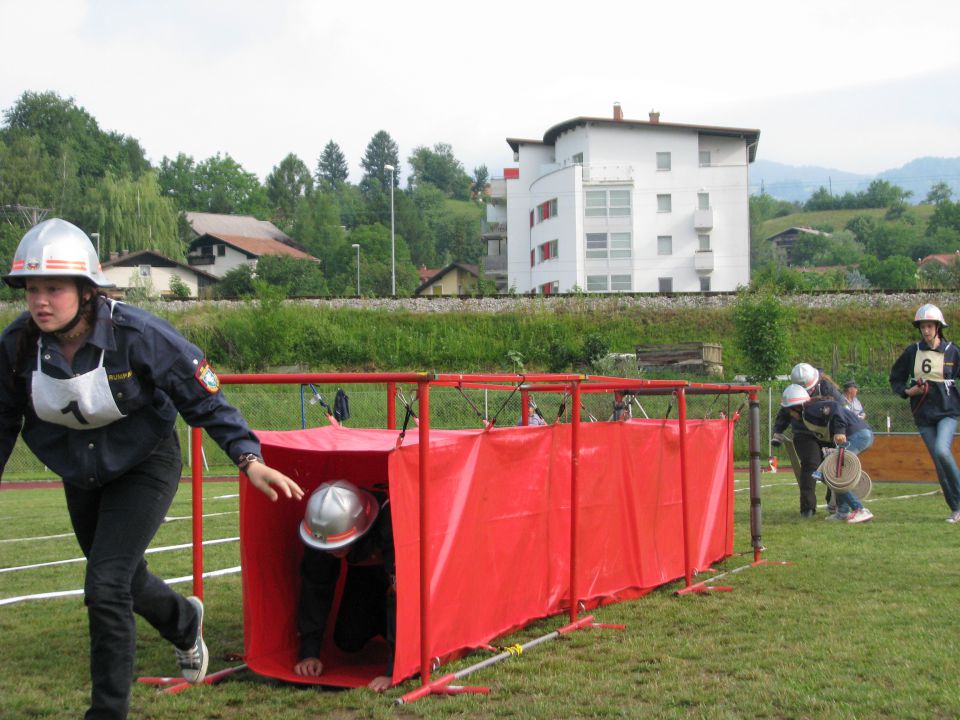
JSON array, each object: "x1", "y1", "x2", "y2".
[{"x1": 240, "y1": 418, "x2": 733, "y2": 688}]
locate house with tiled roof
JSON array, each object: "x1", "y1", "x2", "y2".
[
  {"x1": 415, "y1": 262, "x2": 480, "y2": 296},
  {"x1": 102, "y1": 250, "x2": 220, "y2": 298},
  {"x1": 183, "y1": 212, "x2": 318, "y2": 278}
]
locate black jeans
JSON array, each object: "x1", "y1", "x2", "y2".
[
  {"x1": 63, "y1": 433, "x2": 199, "y2": 720},
  {"x1": 792, "y1": 432, "x2": 825, "y2": 514}
]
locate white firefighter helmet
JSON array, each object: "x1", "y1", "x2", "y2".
[
  {"x1": 299, "y1": 480, "x2": 379, "y2": 551},
  {"x1": 790, "y1": 363, "x2": 820, "y2": 391},
  {"x1": 781, "y1": 384, "x2": 811, "y2": 408},
  {"x1": 3, "y1": 218, "x2": 113, "y2": 289},
  {"x1": 913, "y1": 304, "x2": 948, "y2": 328}
]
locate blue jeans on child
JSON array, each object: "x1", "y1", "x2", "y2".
[
  {"x1": 834, "y1": 428, "x2": 875, "y2": 515},
  {"x1": 917, "y1": 416, "x2": 960, "y2": 512}
]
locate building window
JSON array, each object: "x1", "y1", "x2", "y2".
[
  {"x1": 611, "y1": 274, "x2": 632, "y2": 292},
  {"x1": 657, "y1": 235, "x2": 673, "y2": 255},
  {"x1": 609, "y1": 190, "x2": 631, "y2": 216},
  {"x1": 586, "y1": 232, "x2": 631, "y2": 260},
  {"x1": 201, "y1": 246, "x2": 213, "y2": 256},
  {"x1": 217, "y1": 244, "x2": 226, "y2": 256},
  {"x1": 610, "y1": 232, "x2": 632, "y2": 259},
  {"x1": 698, "y1": 234, "x2": 711, "y2": 251},
  {"x1": 530, "y1": 210, "x2": 534, "y2": 228},
  {"x1": 584, "y1": 188, "x2": 631, "y2": 217},
  {"x1": 586, "y1": 233, "x2": 608, "y2": 258},
  {"x1": 538, "y1": 239, "x2": 559, "y2": 263},
  {"x1": 657, "y1": 194, "x2": 672, "y2": 213},
  {"x1": 572, "y1": 152, "x2": 583, "y2": 164},
  {"x1": 530, "y1": 249, "x2": 535, "y2": 267},
  {"x1": 541, "y1": 281, "x2": 558, "y2": 295},
  {"x1": 700, "y1": 276, "x2": 711, "y2": 292},
  {"x1": 432, "y1": 286, "x2": 443, "y2": 296},
  {"x1": 138, "y1": 264, "x2": 151, "y2": 277},
  {"x1": 656, "y1": 152, "x2": 671, "y2": 171},
  {"x1": 698, "y1": 192, "x2": 710, "y2": 210},
  {"x1": 535, "y1": 198, "x2": 559, "y2": 223},
  {"x1": 659, "y1": 277, "x2": 673, "y2": 293},
  {"x1": 586, "y1": 275, "x2": 609, "y2": 292},
  {"x1": 699, "y1": 150, "x2": 711, "y2": 167}
]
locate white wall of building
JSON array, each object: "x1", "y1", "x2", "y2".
[{"x1": 506, "y1": 121, "x2": 753, "y2": 294}]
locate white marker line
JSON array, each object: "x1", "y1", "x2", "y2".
[
  {"x1": 734, "y1": 482, "x2": 796, "y2": 493},
  {"x1": 0, "y1": 537, "x2": 239, "y2": 573},
  {"x1": 0, "y1": 510, "x2": 240, "y2": 544},
  {"x1": 0, "y1": 566, "x2": 241, "y2": 607}
]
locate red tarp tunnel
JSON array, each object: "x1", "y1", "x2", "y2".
[{"x1": 240, "y1": 418, "x2": 734, "y2": 688}]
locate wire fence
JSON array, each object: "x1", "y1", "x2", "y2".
[{"x1": 0, "y1": 382, "x2": 922, "y2": 479}]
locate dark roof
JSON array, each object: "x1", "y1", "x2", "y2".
[
  {"x1": 184, "y1": 212, "x2": 291, "y2": 242},
  {"x1": 508, "y1": 117, "x2": 761, "y2": 162},
  {"x1": 765, "y1": 226, "x2": 830, "y2": 242},
  {"x1": 101, "y1": 249, "x2": 219, "y2": 280},
  {"x1": 414, "y1": 262, "x2": 479, "y2": 294}
]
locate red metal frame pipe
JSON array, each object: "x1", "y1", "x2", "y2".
[
  {"x1": 676, "y1": 389, "x2": 693, "y2": 587},
  {"x1": 387, "y1": 381, "x2": 396, "y2": 430},
  {"x1": 569, "y1": 379, "x2": 582, "y2": 622},
  {"x1": 418, "y1": 380, "x2": 432, "y2": 684}
]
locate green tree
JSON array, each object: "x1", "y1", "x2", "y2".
[
  {"x1": 316, "y1": 140, "x2": 349, "y2": 188},
  {"x1": 732, "y1": 289, "x2": 794, "y2": 381},
  {"x1": 926, "y1": 199, "x2": 960, "y2": 237},
  {"x1": 265, "y1": 153, "x2": 313, "y2": 232},
  {"x1": 925, "y1": 181, "x2": 953, "y2": 205},
  {"x1": 859, "y1": 255, "x2": 918, "y2": 289},
  {"x1": 254, "y1": 255, "x2": 328, "y2": 296},
  {"x1": 360, "y1": 130, "x2": 400, "y2": 193},
  {"x1": 407, "y1": 143, "x2": 471, "y2": 200},
  {"x1": 158, "y1": 152, "x2": 269, "y2": 217},
  {"x1": 472, "y1": 165, "x2": 489, "y2": 199},
  {"x1": 214, "y1": 264, "x2": 256, "y2": 298},
  {"x1": 87, "y1": 171, "x2": 182, "y2": 259}
]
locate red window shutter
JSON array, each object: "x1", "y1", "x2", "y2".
[{"x1": 542, "y1": 201, "x2": 550, "y2": 220}]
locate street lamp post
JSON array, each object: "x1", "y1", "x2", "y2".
[
  {"x1": 384, "y1": 164, "x2": 396, "y2": 296},
  {"x1": 351, "y1": 243, "x2": 360, "y2": 296}
]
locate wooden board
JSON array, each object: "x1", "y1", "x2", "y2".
[{"x1": 860, "y1": 433, "x2": 956, "y2": 483}]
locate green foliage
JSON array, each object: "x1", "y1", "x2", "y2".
[
  {"x1": 790, "y1": 229, "x2": 863, "y2": 267},
  {"x1": 87, "y1": 171, "x2": 181, "y2": 259},
  {"x1": 925, "y1": 181, "x2": 953, "y2": 205},
  {"x1": 407, "y1": 142, "x2": 472, "y2": 200},
  {"x1": 545, "y1": 337, "x2": 575, "y2": 372},
  {"x1": 168, "y1": 274, "x2": 191, "y2": 299},
  {"x1": 265, "y1": 153, "x2": 313, "y2": 232},
  {"x1": 315, "y1": 140, "x2": 349, "y2": 188},
  {"x1": 360, "y1": 130, "x2": 399, "y2": 194},
  {"x1": 157, "y1": 152, "x2": 270, "y2": 217},
  {"x1": 581, "y1": 332, "x2": 610, "y2": 370},
  {"x1": 253, "y1": 254, "x2": 327, "y2": 296},
  {"x1": 213, "y1": 264, "x2": 256, "y2": 299},
  {"x1": 731, "y1": 289, "x2": 794, "y2": 380},
  {"x1": 859, "y1": 255, "x2": 918, "y2": 289}
]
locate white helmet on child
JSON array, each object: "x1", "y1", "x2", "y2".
[
  {"x1": 3, "y1": 218, "x2": 113, "y2": 288},
  {"x1": 913, "y1": 304, "x2": 948, "y2": 328},
  {"x1": 781, "y1": 384, "x2": 811, "y2": 408},
  {"x1": 790, "y1": 363, "x2": 820, "y2": 391},
  {"x1": 299, "y1": 480, "x2": 379, "y2": 551}
]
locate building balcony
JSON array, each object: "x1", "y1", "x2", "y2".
[
  {"x1": 694, "y1": 249, "x2": 714, "y2": 274},
  {"x1": 488, "y1": 178, "x2": 507, "y2": 200},
  {"x1": 187, "y1": 255, "x2": 215, "y2": 266},
  {"x1": 481, "y1": 220, "x2": 507, "y2": 237},
  {"x1": 484, "y1": 255, "x2": 507, "y2": 274},
  {"x1": 693, "y1": 208, "x2": 714, "y2": 230},
  {"x1": 582, "y1": 164, "x2": 633, "y2": 183}
]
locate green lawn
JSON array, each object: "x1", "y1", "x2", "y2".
[
  {"x1": 760, "y1": 205, "x2": 936, "y2": 240},
  {"x1": 1, "y1": 473, "x2": 958, "y2": 719}
]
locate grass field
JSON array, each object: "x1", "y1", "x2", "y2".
[{"x1": 2, "y1": 471, "x2": 959, "y2": 719}]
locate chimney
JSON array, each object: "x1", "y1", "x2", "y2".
[
  {"x1": 613, "y1": 102, "x2": 623, "y2": 121},
  {"x1": 649, "y1": 110, "x2": 660, "y2": 124}
]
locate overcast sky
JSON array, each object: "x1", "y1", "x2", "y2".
[{"x1": 2, "y1": 0, "x2": 958, "y2": 184}]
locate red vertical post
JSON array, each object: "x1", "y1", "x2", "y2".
[
  {"x1": 387, "y1": 382, "x2": 396, "y2": 430},
  {"x1": 520, "y1": 388, "x2": 530, "y2": 426},
  {"x1": 417, "y1": 380, "x2": 432, "y2": 684},
  {"x1": 191, "y1": 426, "x2": 204, "y2": 600},
  {"x1": 568, "y1": 379, "x2": 582, "y2": 622},
  {"x1": 676, "y1": 388, "x2": 693, "y2": 587}
]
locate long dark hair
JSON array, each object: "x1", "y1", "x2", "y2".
[{"x1": 14, "y1": 279, "x2": 106, "y2": 373}]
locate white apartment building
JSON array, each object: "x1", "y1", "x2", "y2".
[{"x1": 500, "y1": 106, "x2": 759, "y2": 294}]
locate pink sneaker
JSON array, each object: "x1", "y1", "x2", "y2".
[{"x1": 847, "y1": 508, "x2": 874, "y2": 524}]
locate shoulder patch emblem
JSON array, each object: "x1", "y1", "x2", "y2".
[
  {"x1": 195, "y1": 360, "x2": 220, "y2": 394},
  {"x1": 822, "y1": 406, "x2": 831, "y2": 415}
]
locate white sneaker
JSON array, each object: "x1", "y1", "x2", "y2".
[
  {"x1": 175, "y1": 596, "x2": 209, "y2": 684},
  {"x1": 947, "y1": 511, "x2": 960, "y2": 523},
  {"x1": 847, "y1": 508, "x2": 874, "y2": 524},
  {"x1": 825, "y1": 512, "x2": 849, "y2": 522}
]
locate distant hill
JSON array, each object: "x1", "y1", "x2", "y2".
[{"x1": 750, "y1": 156, "x2": 960, "y2": 204}]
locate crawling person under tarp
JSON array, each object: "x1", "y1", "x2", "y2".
[{"x1": 294, "y1": 480, "x2": 396, "y2": 692}]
